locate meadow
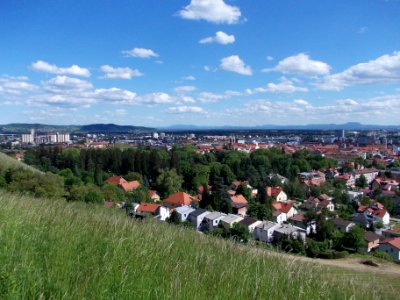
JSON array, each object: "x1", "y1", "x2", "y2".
[{"x1": 0, "y1": 190, "x2": 399, "y2": 299}]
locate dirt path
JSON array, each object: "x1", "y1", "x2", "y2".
[{"x1": 283, "y1": 253, "x2": 400, "y2": 277}]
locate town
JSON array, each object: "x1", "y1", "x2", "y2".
[{"x1": 2, "y1": 125, "x2": 400, "y2": 262}]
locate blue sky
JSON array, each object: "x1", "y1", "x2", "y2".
[{"x1": 1, "y1": 0, "x2": 400, "y2": 126}]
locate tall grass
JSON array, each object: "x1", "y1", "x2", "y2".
[
  {"x1": 0, "y1": 190, "x2": 399, "y2": 299},
  {"x1": 0, "y1": 152, "x2": 42, "y2": 173}
]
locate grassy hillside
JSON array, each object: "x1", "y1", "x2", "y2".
[
  {"x1": 0, "y1": 191, "x2": 399, "y2": 299},
  {"x1": 0, "y1": 152, "x2": 42, "y2": 173}
]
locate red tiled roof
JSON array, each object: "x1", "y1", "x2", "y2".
[
  {"x1": 106, "y1": 176, "x2": 127, "y2": 185},
  {"x1": 272, "y1": 201, "x2": 293, "y2": 214},
  {"x1": 291, "y1": 214, "x2": 305, "y2": 222},
  {"x1": 266, "y1": 186, "x2": 283, "y2": 197},
  {"x1": 149, "y1": 190, "x2": 159, "y2": 198},
  {"x1": 137, "y1": 202, "x2": 161, "y2": 214},
  {"x1": 381, "y1": 237, "x2": 400, "y2": 250},
  {"x1": 230, "y1": 194, "x2": 248, "y2": 205},
  {"x1": 120, "y1": 180, "x2": 140, "y2": 192},
  {"x1": 163, "y1": 191, "x2": 195, "y2": 207}
]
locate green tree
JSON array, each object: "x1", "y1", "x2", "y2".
[
  {"x1": 155, "y1": 169, "x2": 183, "y2": 198},
  {"x1": 341, "y1": 225, "x2": 365, "y2": 253},
  {"x1": 229, "y1": 223, "x2": 250, "y2": 243},
  {"x1": 356, "y1": 174, "x2": 368, "y2": 188}
]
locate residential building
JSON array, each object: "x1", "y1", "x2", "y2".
[
  {"x1": 238, "y1": 217, "x2": 263, "y2": 237},
  {"x1": 332, "y1": 218, "x2": 355, "y2": 233},
  {"x1": 174, "y1": 206, "x2": 195, "y2": 222},
  {"x1": 229, "y1": 194, "x2": 248, "y2": 216},
  {"x1": 254, "y1": 221, "x2": 279, "y2": 243},
  {"x1": 163, "y1": 191, "x2": 196, "y2": 208},
  {"x1": 352, "y1": 168, "x2": 379, "y2": 184},
  {"x1": 305, "y1": 194, "x2": 335, "y2": 212},
  {"x1": 220, "y1": 214, "x2": 244, "y2": 229},
  {"x1": 289, "y1": 214, "x2": 316, "y2": 235},
  {"x1": 188, "y1": 208, "x2": 210, "y2": 230},
  {"x1": 364, "y1": 231, "x2": 380, "y2": 252},
  {"x1": 266, "y1": 186, "x2": 288, "y2": 202},
  {"x1": 379, "y1": 238, "x2": 400, "y2": 262},
  {"x1": 273, "y1": 224, "x2": 307, "y2": 242},
  {"x1": 204, "y1": 212, "x2": 226, "y2": 232}
]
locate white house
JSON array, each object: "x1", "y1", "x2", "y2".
[
  {"x1": 352, "y1": 168, "x2": 379, "y2": 184},
  {"x1": 273, "y1": 224, "x2": 307, "y2": 242},
  {"x1": 254, "y1": 221, "x2": 280, "y2": 243},
  {"x1": 175, "y1": 206, "x2": 195, "y2": 222},
  {"x1": 188, "y1": 208, "x2": 210, "y2": 230},
  {"x1": 272, "y1": 210, "x2": 287, "y2": 225},
  {"x1": 239, "y1": 217, "x2": 263, "y2": 237},
  {"x1": 220, "y1": 214, "x2": 244, "y2": 229},
  {"x1": 379, "y1": 238, "x2": 400, "y2": 262},
  {"x1": 203, "y1": 212, "x2": 226, "y2": 232},
  {"x1": 158, "y1": 206, "x2": 170, "y2": 221}
]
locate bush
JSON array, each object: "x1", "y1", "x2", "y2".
[
  {"x1": 372, "y1": 250, "x2": 393, "y2": 262},
  {"x1": 333, "y1": 251, "x2": 349, "y2": 259},
  {"x1": 316, "y1": 251, "x2": 334, "y2": 259}
]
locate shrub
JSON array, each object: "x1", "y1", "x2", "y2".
[
  {"x1": 333, "y1": 251, "x2": 349, "y2": 259},
  {"x1": 372, "y1": 250, "x2": 393, "y2": 262}
]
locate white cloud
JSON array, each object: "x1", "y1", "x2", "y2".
[
  {"x1": 246, "y1": 77, "x2": 308, "y2": 94},
  {"x1": 317, "y1": 51, "x2": 400, "y2": 90},
  {"x1": 167, "y1": 106, "x2": 204, "y2": 113},
  {"x1": 197, "y1": 92, "x2": 226, "y2": 102},
  {"x1": 294, "y1": 99, "x2": 310, "y2": 106},
  {"x1": 31, "y1": 60, "x2": 91, "y2": 77},
  {"x1": 0, "y1": 76, "x2": 37, "y2": 95},
  {"x1": 182, "y1": 75, "x2": 196, "y2": 81},
  {"x1": 265, "y1": 53, "x2": 331, "y2": 76},
  {"x1": 92, "y1": 88, "x2": 137, "y2": 104},
  {"x1": 122, "y1": 48, "x2": 159, "y2": 58},
  {"x1": 266, "y1": 56, "x2": 274, "y2": 61},
  {"x1": 100, "y1": 65, "x2": 143, "y2": 79},
  {"x1": 200, "y1": 31, "x2": 235, "y2": 45},
  {"x1": 174, "y1": 85, "x2": 196, "y2": 93},
  {"x1": 42, "y1": 76, "x2": 93, "y2": 94},
  {"x1": 139, "y1": 92, "x2": 173, "y2": 104},
  {"x1": 178, "y1": 0, "x2": 241, "y2": 24},
  {"x1": 220, "y1": 55, "x2": 252, "y2": 76}
]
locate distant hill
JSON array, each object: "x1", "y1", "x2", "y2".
[
  {"x1": 163, "y1": 122, "x2": 400, "y2": 131},
  {"x1": 80, "y1": 123, "x2": 154, "y2": 133},
  {"x1": 0, "y1": 123, "x2": 154, "y2": 134}
]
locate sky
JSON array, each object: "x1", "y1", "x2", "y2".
[{"x1": 1, "y1": 0, "x2": 400, "y2": 127}]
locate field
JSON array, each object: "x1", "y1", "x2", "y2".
[{"x1": 0, "y1": 191, "x2": 399, "y2": 299}]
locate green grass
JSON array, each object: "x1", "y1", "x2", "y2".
[
  {"x1": 0, "y1": 191, "x2": 399, "y2": 299},
  {"x1": 0, "y1": 152, "x2": 42, "y2": 173}
]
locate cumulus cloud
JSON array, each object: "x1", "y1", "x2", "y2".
[
  {"x1": 220, "y1": 55, "x2": 252, "y2": 75},
  {"x1": 0, "y1": 76, "x2": 37, "y2": 95},
  {"x1": 294, "y1": 99, "x2": 310, "y2": 106},
  {"x1": 178, "y1": 0, "x2": 241, "y2": 24},
  {"x1": 317, "y1": 51, "x2": 400, "y2": 90},
  {"x1": 199, "y1": 31, "x2": 235, "y2": 45},
  {"x1": 42, "y1": 76, "x2": 93, "y2": 94},
  {"x1": 167, "y1": 106, "x2": 204, "y2": 113},
  {"x1": 174, "y1": 85, "x2": 196, "y2": 93},
  {"x1": 265, "y1": 53, "x2": 330, "y2": 76},
  {"x1": 31, "y1": 60, "x2": 91, "y2": 77},
  {"x1": 100, "y1": 65, "x2": 143, "y2": 79},
  {"x1": 246, "y1": 77, "x2": 308, "y2": 94},
  {"x1": 182, "y1": 75, "x2": 196, "y2": 81},
  {"x1": 122, "y1": 48, "x2": 159, "y2": 58}
]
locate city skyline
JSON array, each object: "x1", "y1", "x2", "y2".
[{"x1": 1, "y1": 0, "x2": 400, "y2": 126}]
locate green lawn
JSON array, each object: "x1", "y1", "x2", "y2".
[{"x1": 0, "y1": 190, "x2": 399, "y2": 299}]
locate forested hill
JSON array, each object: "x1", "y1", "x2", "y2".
[{"x1": 0, "y1": 123, "x2": 154, "y2": 134}]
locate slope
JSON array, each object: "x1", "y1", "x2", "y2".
[{"x1": 0, "y1": 191, "x2": 399, "y2": 299}]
